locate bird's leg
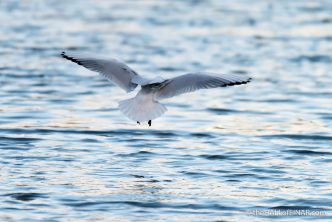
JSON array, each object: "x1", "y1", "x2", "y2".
[
  {"x1": 148, "y1": 120, "x2": 151, "y2": 127},
  {"x1": 137, "y1": 121, "x2": 140, "y2": 125}
]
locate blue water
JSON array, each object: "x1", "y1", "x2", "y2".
[{"x1": 1, "y1": 0, "x2": 332, "y2": 221}]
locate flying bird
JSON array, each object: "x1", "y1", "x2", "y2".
[{"x1": 61, "y1": 52, "x2": 251, "y2": 126}]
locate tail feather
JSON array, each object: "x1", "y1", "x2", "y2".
[{"x1": 118, "y1": 97, "x2": 167, "y2": 122}]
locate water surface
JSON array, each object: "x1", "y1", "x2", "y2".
[{"x1": 1, "y1": 0, "x2": 332, "y2": 221}]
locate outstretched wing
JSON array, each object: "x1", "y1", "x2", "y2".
[
  {"x1": 61, "y1": 51, "x2": 139, "y2": 92},
  {"x1": 156, "y1": 72, "x2": 251, "y2": 100}
]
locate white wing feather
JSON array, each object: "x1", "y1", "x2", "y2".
[
  {"x1": 61, "y1": 52, "x2": 139, "y2": 92},
  {"x1": 156, "y1": 72, "x2": 251, "y2": 100}
]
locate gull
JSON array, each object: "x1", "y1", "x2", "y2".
[{"x1": 61, "y1": 52, "x2": 251, "y2": 126}]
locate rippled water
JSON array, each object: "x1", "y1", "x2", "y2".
[{"x1": 1, "y1": 0, "x2": 332, "y2": 221}]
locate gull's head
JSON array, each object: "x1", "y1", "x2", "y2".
[{"x1": 148, "y1": 76, "x2": 165, "y2": 84}]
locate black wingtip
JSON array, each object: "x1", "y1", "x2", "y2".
[
  {"x1": 224, "y1": 77, "x2": 252, "y2": 87},
  {"x1": 60, "y1": 51, "x2": 82, "y2": 65}
]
